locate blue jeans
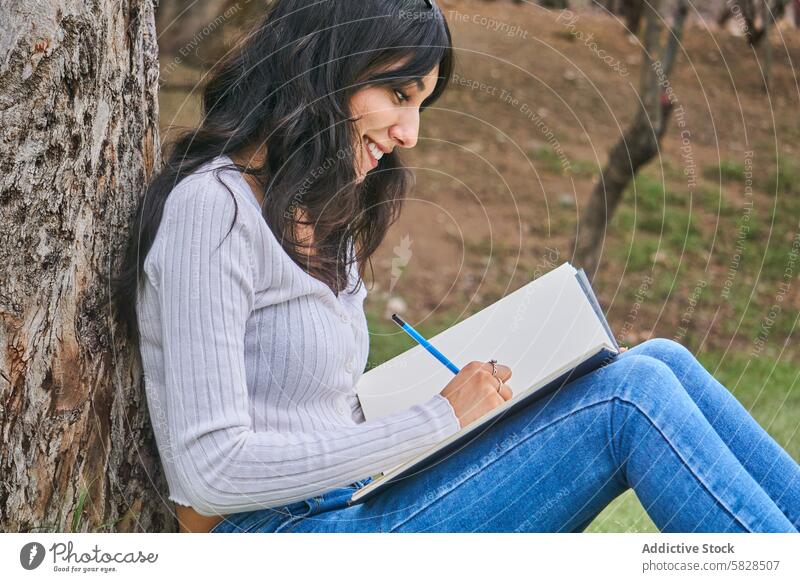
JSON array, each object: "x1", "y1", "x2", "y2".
[{"x1": 210, "y1": 338, "x2": 800, "y2": 533}]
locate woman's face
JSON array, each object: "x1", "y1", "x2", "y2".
[{"x1": 349, "y1": 63, "x2": 440, "y2": 183}]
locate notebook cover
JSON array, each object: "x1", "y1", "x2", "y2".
[{"x1": 574, "y1": 269, "x2": 619, "y2": 351}]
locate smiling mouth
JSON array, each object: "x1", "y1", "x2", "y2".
[{"x1": 364, "y1": 136, "x2": 384, "y2": 168}]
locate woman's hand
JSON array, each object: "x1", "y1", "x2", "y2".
[{"x1": 439, "y1": 361, "x2": 513, "y2": 429}]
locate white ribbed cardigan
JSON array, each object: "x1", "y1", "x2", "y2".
[{"x1": 136, "y1": 155, "x2": 460, "y2": 516}]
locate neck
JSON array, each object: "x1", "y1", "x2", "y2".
[{"x1": 230, "y1": 146, "x2": 316, "y2": 258}]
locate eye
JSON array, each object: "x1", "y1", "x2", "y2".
[{"x1": 393, "y1": 88, "x2": 410, "y2": 103}]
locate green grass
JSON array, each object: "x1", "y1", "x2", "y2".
[
  {"x1": 619, "y1": 234, "x2": 661, "y2": 271},
  {"x1": 766, "y1": 154, "x2": 799, "y2": 195},
  {"x1": 607, "y1": 172, "x2": 706, "y2": 271},
  {"x1": 25, "y1": 475, "x2": 124, "y2": 533},
  {"x1": 569, "y1": 158, "x2": 600, "y2": 179},
  {"x1": 611, "y1": 174, "x2": 701, "y2": 245},
  {"x1": 702, "y1": 159, "x2": 747, "y2": 184},
  {"x1": 607, "y1": 159, "x2": 799, "y2": 347},
  {"x1": 714, "y1": 186, "x2": 798, "y2": 340},
  {"x1": 71, "y1": 485, "x2": 89, "y2": 532},
  {"x1": 527, "y1": 146, "x2": 597, "y2": 178},
  {"x1": 698, "y1": 186, "x2": 738, "y2": 217},
  {"x1": 529, "y1": 145, "x2": 568, "y2": 175}
]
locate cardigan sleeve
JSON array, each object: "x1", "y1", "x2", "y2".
[{"x1": 155, "y1": 178, "x2": 460, "y2": 516}]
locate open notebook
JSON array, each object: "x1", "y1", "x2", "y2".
[{"x1": 348, "y1": 262, "x2": 619, "y2": 505}]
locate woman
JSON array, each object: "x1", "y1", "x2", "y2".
[{"x1": 115, "y1": 0, "x2": 800, "y2": 533}]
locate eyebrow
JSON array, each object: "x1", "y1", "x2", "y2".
[
  {"x1": 380, "y1": 69, "x2": 435, "y2": 97},
  {"x1": 410, "y1": 76, "x2": 437, "y2": 100},
  {"x1": 390, "y1": 75, "x2": 425, "y2": 92}
]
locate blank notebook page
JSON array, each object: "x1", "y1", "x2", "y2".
[{"x1": 356, "y1": 263, "x2": 613, "y2": 422}]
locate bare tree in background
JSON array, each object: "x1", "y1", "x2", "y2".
[
  {"x1": 0, "y1": 1, "x2": 168, "y2": 532},
  {"x1": 538, "y1": 0, "x2": 571, "y2": 9},
  {"x1": 620, "y1": 0, "x2": 646, "y2": 33},
  {"x1": 573, "y1": 0, "x2": 689, "y2": 275},
  {"x1": 717, "y1": 0, "x2": 790, "y2": 92},
  {"x1": 717, "y1": 0, "x2": 790, "y2": 46},
  {"x1": 592, "y1": 0, "x2": 645, "y2": 33}
]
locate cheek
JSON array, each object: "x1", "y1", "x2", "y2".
[{"x1": 352, "y1": 90, "x2": 391, "y2": 127}]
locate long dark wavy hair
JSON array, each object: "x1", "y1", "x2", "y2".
[{"x1": 114, "y1": 0, "x2": 455, "y2": 344}]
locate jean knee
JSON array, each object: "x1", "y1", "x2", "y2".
[
  {"x1": 634, "y1": 338, "x2": 707, "y2": 387},
  {"x1": 635, "y1": 337, "x2": 693, "y2": 362},
  {"x1": 606, "y1": 354, "x2": 686, "y2": 407}
]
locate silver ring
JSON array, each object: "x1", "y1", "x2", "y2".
[{"x1": 488, "y1": 359, "x2": 502, "y2": 393}]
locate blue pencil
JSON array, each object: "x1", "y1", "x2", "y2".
[{"x1": 391, "y1": 313, "x2": 461, "y2": 375}]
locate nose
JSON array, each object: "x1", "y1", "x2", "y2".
[{"x1": 388, "y1": 107, "x2": 420, "y2": 149}]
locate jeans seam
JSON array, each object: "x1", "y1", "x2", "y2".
[
  {"x1": 276, "y1": 502, "x2": 315, "y2": 532},
  {"x1": 607, "y1": 393, "x2": 623, "y2": 472},
  {"x1": 611, "y1": 397, "x2": 754, "y2": 532}
]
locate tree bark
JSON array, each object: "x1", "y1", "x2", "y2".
[
  {"x1": 573, "y1": 0, "x2": 688, "y2": 276},
  {"x1": 0, "y1": 0, "x2": 170, "y2": 532}
]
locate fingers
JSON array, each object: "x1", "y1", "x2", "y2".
[
  {"x1": 482, "y1": 361, "x2": 513, "y2": 383},
  {"x1": 497, "y1": 364, "x2": 512, "y2": 383},
  {"x1": 483, "y1": 365, "x2": 514, "y2": 402},
  {"x1": 497, "y1": 382, "x2": 513, "y2": 401}
]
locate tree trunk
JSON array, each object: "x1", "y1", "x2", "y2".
[
  {"x1": 0, "y1": 0, "x2": 170, "y2": 532},
  {"x1": 573, "y1": 0, "x2": 688, "y2": 276},
  {"x1": 732, "y1": 0, "x2": 789, "y2": 47},
  {"x1": 621, "y1": 0, "x2": 644, "y2": 34},
  {"x1": 596, "y1": 0, "x2": 619, "y2": 14},
  {"x1": 539, "y1": 0, "x2": 571, "y2": 9},
  {"x1": 761, "y1": 0, "x2": 773, "y2": 92}
]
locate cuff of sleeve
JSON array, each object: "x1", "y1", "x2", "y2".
[{"x1": 426, "y1": 392, "x2": 461, "y2": 437}]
